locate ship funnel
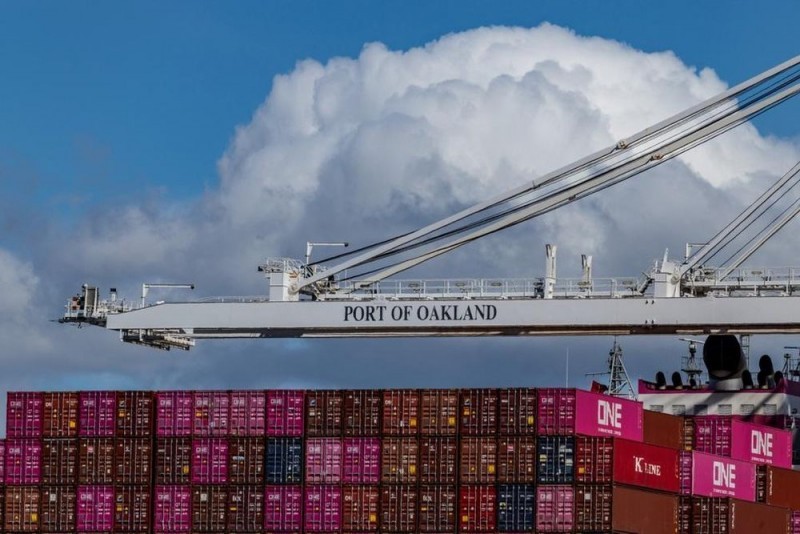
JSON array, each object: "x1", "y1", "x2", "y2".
[{"x1": 703, "y1": 334, "x2": 746, "y2": 390}]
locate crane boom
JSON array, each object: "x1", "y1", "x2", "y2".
[{"x1": 58, "y1": 55, "x2": 800, "y2": 350}]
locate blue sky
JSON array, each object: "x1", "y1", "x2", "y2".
[{"x1": 1, "y1": 1, "x2": 800, "y2": 415}]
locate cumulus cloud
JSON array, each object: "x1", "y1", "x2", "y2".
[{"x1": 3, "y1": 23, "x2": 800, "y2": 432}]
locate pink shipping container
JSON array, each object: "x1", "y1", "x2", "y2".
[
  {"x1": 304, "y1": 485, "x2": 342, "y2": 532},
  {"x1": 267, "y1": 390, "x2": 305, "y2": 437},
  {"x1": 4, "y1": 439, "x2": 41, "y2": 484},
  {"x1": 6, "y1": 392, "x2": 43, "y2": 438},
  {"x1": 77, "y1": 485, "x2": 114, "y2": 532},
  {"x1": 680, "y1": 450, "x2": 693, "y2": 495},
  {"x1": 343, "y1": 437, "x2": 381, "y2": 483},
  {"x1": 537, "y1": 388, "x2": 643, "y2": 440},
  {"x1": 306, "y1": 438, "x2": 343, "y2": 483},
  {"x1": 156, "y1": 391, "x2": 193, "y2": 437},
  {"x1": 191, "y1": 438, "x2": 229, "y2": 484},
  {"x1": 79, "y1": 391, "x2": 116, "y2": 437},
  {"x1": 536, "y1": 485, "x2": 575, "y2": 533},
  {"x1": 155, "y1": 485, "x2": 191, "y2": 533},
  {"x1": 731, "y1": 419, "x2": 792, "y2": 467},
  {"x1": 693, "y1": 416, "x2": 733, "y2": 456},
  {"x1": 792, "y1": 510, "x2": 800, "y2": 534},
  {"x1": 193, "y1": 392, "x2": 230, "y2": 436},
  {"x1": 230, "y1": 390, "x2": 266, "y2": 436},
  {"x1": 692, "y1": 451, "x2": 756, "y2": 501},
  {"x1": 265, "y1": 485, "x2": 303, "y2": 532},
  {"x1": 0, "y1": 440, "x2": 4, "y2": 481}
]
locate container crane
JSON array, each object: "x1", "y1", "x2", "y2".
[{"x1": 60, "y1": 54, "x2": 800, "y2": 350}]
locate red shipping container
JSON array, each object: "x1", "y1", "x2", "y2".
[
  {"x1": 306, "y1": 391, "x2": 343, "y2": 437},
  {"x1": 4, "y1": 439, "x2": 41, "y2": 485},
  {"x1": 155, "y1": 437, "x2": 192, "y2": 484},
  {"x1": 6, "y1": 392, "x2": 43, "y2": 438},
  {"x1": 228, "y1": 437, "x2": 265, "y2": 484},
  {"x1": 304, "y1": 485, "x2": 342, "y2": 532},
  {"x1": 43, "y1": 392, "x2": 79, "y2": 438},
  {"x1": 41, "y1": 485, "x2": 76, "y2": 532},
  {"x1": 382, "y1": 437, "x2": 418, "y2": 483},
  {"x1": 458, "y1": 485, "x2": 495, "y2": 533},
  {"x1": 265, "y1": 485, "x2": 302, "y2": 532},
  {"x1": 643, "y1": 409, "x2": 686, "y2": 450},
  {"x1": 460, "y1": 389, "x2": 498, "y2": 435},
  {"x1": 266, "y1": 390, "x2": 305, "y2": 437},
  {"x1": 77, "y1": 485, "x2": 114, "y2": 532},
  {"x1": 114, "y1": 486, "x2": 151, "y2": 533},
  {"x1": 575, "y1": 485, "x2": 680, "y2": 534},
  {"x1": 612, "y1": 438, "x2": 681, "y2": 493},
  {"x1": 575, "y1": 436, "x2": 613, "y2": 483},
  {"x1": 498, "y1": 388, "x2": 537, "y2": 434},
  {"x1": 538, "y1": 388, "x2": 643, "y2": 439},
  {"x1": 192, "y1": 485, "x2": 228, "y2": 532},
  {"x1": 191, "y1": 438, "x2": 229, "y2": 484},
  {"x1": 0, "y1": 487, "x2": 3, "y2": 531},
  {"x1": 536, "y1": 485, "x2": 574, "y2": 533},
  {"x1": 420, "y1": 437, "x2": 457, "y2": 484},
  {"x1": 230, "y1": 390, "x2": 266, "y2": 436},
  {"x1": 115, "y1": 438, "x2": 152, "y2": 484},
  {"x1": 41, "y1": 438, "x2": 78, "y2": 484},
  {"x1": 419, "y1": 485, "x2": 456, "y2": 533},
  {"x1": 383, "y1": 389, "x2": 420, "y2": 436},
  {"x1": 575, "y1": 484, "x2": 611, "y2": 533},
  {"x1": 78, "y1": 437, "x2": 114, "y2": 484},
  {"x1": 156, "y1": 391, "x2": 193, "y2": 437},
  {"x1": 381, "y1": 485, "x2": 417, "y2": 533},
  {"x1": 762, "y1": 465, "x2": 800, "y2": 509},
  {"x1": 692, "y1": 497, "x2": 790, "y2": 533},
  {"x1": 79, "y1": 391, "x2": 116, "y2": 437},
  {"x1": 342, "y1": 485, "x2": 379, "y2": 531},
  {"x1": 4, "y1": 486, "x2": 40, "y2": 533},
  {"x1": 460, "y1": 437, "x2": 497, "y2": 484},
  {"x1": 497, "y1": 436, "x2": 536, "y2": 483},
  {"x1": 116, "y1": 391, "x2": 154, "y2": 437},
  {"x1": 344, "y1": 390, "x2": 381, "y2": 436},
  {"x1": 0, "y1": 439, "x2": 4, "y2": 481},
  {"x1": 193, "y1": 391, "x2": 230, "y2": 437},
  {"x1": 343, "y1": 437, "x2": 381, "y2": 484},
  {"x1": 420, "y1": 389, "x2": 458, "y2": 436},
  {"x1": 228, "y1": 485, "x2": 264, "y2": 532},
  {"x1": 155, "y1": 485, "x2": 191, "y2": 533},
  {"x1": 306, "y1": 438, "x2": 343, "y2": 484}
]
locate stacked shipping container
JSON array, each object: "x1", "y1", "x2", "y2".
[{"x1": 3, "y1": 386, "x2": 800, "y2": 533}]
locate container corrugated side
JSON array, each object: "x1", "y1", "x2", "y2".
[
  {"x1": 692, "y1": 497, "x2": 790, "y2": 533},
  {"x1": 419, "y1": 484, "x2": 455, "y2": 533},
  {"x1": 763, "y1": 464, "x2": 800, "y2": 509},
  {"x1": 344, "y1": 390, "x2": 381, "y2": 436},
  {"x1": 643, "y1": 409, "x2": 686, "y2": 450},
  {"x1": 264, "y1": 485, "x2": 302, "y2": 532},
  {"x1": 610, "y1": 485, "x2": 680, "y2": 534},
  {"x1": 342, "y1": 485, "x2": 379, "y2": 531}
]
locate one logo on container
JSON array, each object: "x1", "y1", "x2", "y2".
[
  {"x1": 597, "y1": 399, "x2": 622, "y2": 434},
  {"x1": 750, "y1": 430, "x2": 773, "y2": 459},
  {"x1": 712, "y1": 461, "x2": 737, "y2": 496}
]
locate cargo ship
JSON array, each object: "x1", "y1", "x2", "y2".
[{"x1": 1, "y1": 334, "x2": 800, "y2": 533}]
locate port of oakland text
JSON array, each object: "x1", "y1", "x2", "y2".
[{"x1": 344, "y1": 304, "x2": 497, "y2": 323}]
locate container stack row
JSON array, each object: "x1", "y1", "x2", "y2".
[{"x1": 2, "y1": 387, "x2": 800, "y2": 533}]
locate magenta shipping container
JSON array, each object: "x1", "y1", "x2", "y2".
[
  {"x1": 193, "y1": 391, "x2": 230, "y2": 436},
  {"x1": 6, "y1": 392, "x2": 43, "y2": 438},
  {"x1": 0, "y1": 440, "x2": 5, "y2": 481},
  {"x1": 267, "y1": 390, "x2": 305, "y2": 437},
  {"x1": 230, "y1": 390, "x2": 266, "y2": 436},
  {"x1": 191, "y1": 438, "x2": 229, "y2": 484},
  {"x1": 538, "y1": 388, "x2": 643, "y2": 439},
  {"x1": 731, "y1": 419, "x2": 792, "y2": 467},
  {"x1": 343, "y1": 437, "x2": 381, "y2": 483},
  {"x1": 536, "y1": 485, "x2": 575, "y2": 533},
  {"x1": 156, "y1": 391, "x2": 193, "y2": 437},
  {"x1": 304, "y1": 485, "x2": 342, "y2": 532},
  {"x1": 693, "y1": 416, "x2": 733, "y2": 457},
  {"x1": 79, "y1": 391, "x2": 116, "y2": 437},
  {"x1": 4, "y1": 439, "x2": 41, "y2": 484},
  {"x1": 155, "y1": 485, "x2": 191, "y2": 533},
  {"x1": 265, "y1": 485, "x2": 303, "y2": 532},
  {"x1": 692, "y1": 451, "x2": 756, "y2": 501},
  {"x1": 77, "y1": 485, "x2": 114, "y2": 532},
  {"x1": 306, "y1": 438, "x2": 343, "y2": 483}
]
